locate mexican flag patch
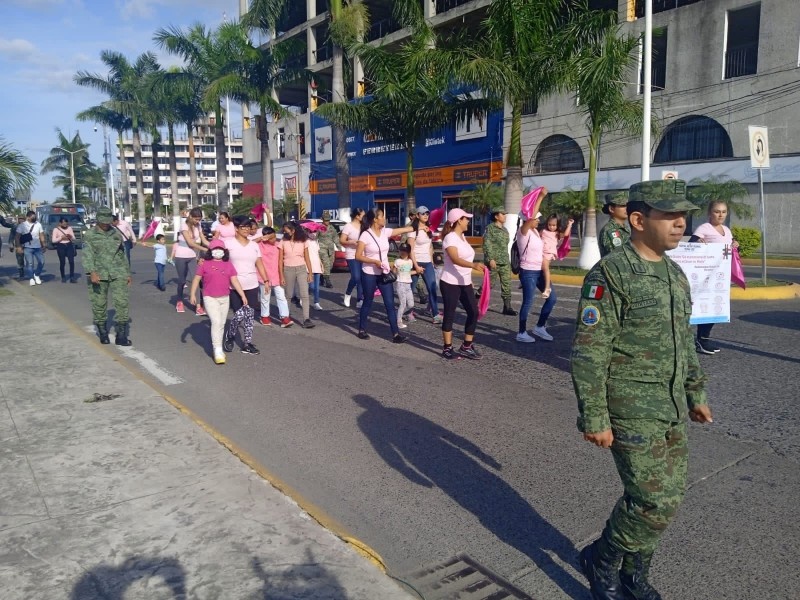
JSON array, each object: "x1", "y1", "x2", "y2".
[{"x1": 582, "y1": 284, "x2": 605, "y2": 300}]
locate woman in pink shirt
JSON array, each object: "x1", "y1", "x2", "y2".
[
  {"x1": 51, "y1": 216, "x2": 76, "y2": 283},
  {"x1": 339, "y1": 208, "x2": 365, "y2": 307},
  {"x1": 439, "y1": 208, "x2": 487, "y2": 360},
  {"x1": 279, "y1": 221, "x2": 314, "y2": 328},
  {"x1": 173, "y1": 207, "x2": 208, "y2": 315},
  {"x1": 211, "y1": 211, "x2": 236, "y2": 240},
  {"x1": 516, "y1": 211, "x2": 557, "y2": 344},
  {"x1": 689, "y1": 200, "x2": 739, "y2": 354}
]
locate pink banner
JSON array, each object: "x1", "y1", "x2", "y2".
[
  {"x1": 520, "y1": 187, "x2": 544, "y2": 220},
  {"x1": 731, "y1": 247, "x2": 746, "y2": 289}
]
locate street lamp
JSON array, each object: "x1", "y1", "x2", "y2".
[{"x1": 57, "y1": 146, "x2": 80, "y2": 204}]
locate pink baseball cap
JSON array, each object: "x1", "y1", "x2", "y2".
[
  {"x1": 447, "y1": 208, "x2": 473, "y2": 224},
  {"x1": 208, "y1": 239, "x2": 225, "y2": 250}
]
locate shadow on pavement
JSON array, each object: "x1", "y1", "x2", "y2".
[
  {"x1": 713, "y1": 339, "x2": 800, "y2": 365},
  {"x1": 251, "y1": 550, "x2": 349, "y2": 599},
  {"x1": 738, "y1": 310, "x2": 800, "y2": 331},
  {"x1": 354, "y1": 394, "x2": 587, "y2": 600},
  {"x1": 71, "y1": 556, "x2": 187, "y2": 599}
]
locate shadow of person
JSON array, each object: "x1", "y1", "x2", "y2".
[
  {"x1": 180, "y1": 321, "x2": 212, "y2": 358},
  {"x1": 251, "y1": 549, "x2": 349, "y2": 600},
  {"x1": 71, "y1": 556, "x2": 186, "y2": 599},
  {"x1": 354, "y1": 394, "x2": 586, "y2": 599}
]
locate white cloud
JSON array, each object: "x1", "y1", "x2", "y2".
[
  {"x1": 120, "y1": 0, "x2": 155, "y2": 20},
  {"x1": 0, "y1": 38, "x2": 38, "y2": 59},
  {"x1": 7, "y1": 0, "x2": 65, "y2": 9}
]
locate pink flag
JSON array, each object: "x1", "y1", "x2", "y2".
[
  {"x1": 250, "y1": 203, "x2": 266, "y2": 220},
  {"x1": 557, "y1": 235, "x2": 571, "y2": 260},
  {"x1": 141, "y1": 218, "x2": 159, "y2": 241},
  {"x1": 428, "y1": 201, "x2": 447, "y2": 232},
  {"x1": 520, "y1": 187, "x2": 544, "y2": 220},
  {"x1": 478, "y1": 268, "x2": 491, "y2": 320},
  {"x1": 731, "y1": 246, "x2": 746, "y2": 289}
]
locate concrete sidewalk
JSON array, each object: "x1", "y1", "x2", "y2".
[{"x1": 0, "y1": 284, "x2": 411, "y2": 599}]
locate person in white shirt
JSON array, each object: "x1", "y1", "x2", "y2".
[
  {"x1": 112, "y1": 214, "x2": 137, "y2": 267},
  {"x1": 16, "y1": 211, "x2": 46, "y2": 286}
]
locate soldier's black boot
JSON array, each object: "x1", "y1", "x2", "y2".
[
  {"x1": 96, "y1": 322, "x2": 110, "y2": 345},
  {"x1": 502, "y1": 298, "x2": 518, "y2": 316},
  {"x1": 579, "y1": 537, "x2": 627, "y2": 600},
  {"x1": 323, "y1": 275, "x2": 333, "y2": 288},
  {"x1": 619, "y1": 552, "x2": 662, "y2": 600},
  {"x1": 115, "y1": 323, "x2": 132, "y2": 346}
]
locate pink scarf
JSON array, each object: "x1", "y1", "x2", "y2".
[
  {"x1": 731, "y1": 247, "x2": 746, "y2": 289},
  {"x1": 478, "y1": 268, "x2": 491, "y2": 320}
]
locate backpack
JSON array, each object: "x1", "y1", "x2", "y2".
[{"x1": 510, "y1": 233, "x2": 530, "y2": 275}]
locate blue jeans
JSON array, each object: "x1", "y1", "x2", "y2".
[
  {"x1": 155, "y1": 262, "x2": 165, "y2": 288},
  {"x1": 519, "y1": 268, "x2": 557, "y2": 333},
  {"x1": 411, "y1": 261, "x2": 439, "y2": 315},
  {"x1": 309, "y1": 273, "x2": 321, "y2": 303},
  {"x1": 24, "y1": 247, "x2": 44, "y2": 279},
  {"x1": 346, "y1": 258, "x2": 363, "y2": 300},
  {"x1": 359, "y1": 272, "x2": 399, "y2": 336},
  {"x1": 123, "y1": 240, "x2": 133, "y2": 267}
]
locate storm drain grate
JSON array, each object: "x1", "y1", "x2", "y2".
[{"x1": 400, "y1": 554, "x2": 534, "y2": 600}]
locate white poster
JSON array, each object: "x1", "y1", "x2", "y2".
[
  {"x1": 667, "y1": 242, "x2": 731, "y2": 325},
  {"x1": 315, "y1": 126, "x2": 332, "y2": 162}
]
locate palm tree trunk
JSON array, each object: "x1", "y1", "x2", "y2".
[
  {"x1": 405, "y1": 143, "x2": 416, "y2": 215},
  {"x1": 187, "y1": 121, "x2": 198, "y2": 208},
  {"x1": 503, "y1": 97, "x2": 524, "y2": 245},
  {"x1": 151, "y1": 132, "x2": 162, "y2": 218},
  {"x1": 578, "y1": 130, "x2": 601, "y2": 269},
  {"x1": 132, "y1": 125, "x2": 147, "y2": 235},
  {"x1": 168, "y1": 122, "x2": 180, "y2": 234},
  {"x1": 117, "y1": 131, "x2": 129, "y2": 218},
  {"x1": 257, "y1": 111, "x2": 273, "y2": 221},
  {"x1": 215, "y1": 106, "x2": 228, "y2": 211},
  {"x1": 332, "y1": 44, "x2": 351, "y2": 213}
]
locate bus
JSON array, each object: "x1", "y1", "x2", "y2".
[{"x1": 36, "y1": 203, "x2": 87, "y2": 249}]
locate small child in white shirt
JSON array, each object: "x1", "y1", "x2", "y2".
[
  {"x1": 393, "y1": 243, "x2": 414, "y2": 329},
  {"x1": 152, "y1": 234, "x2": 167, "y2": 291}
]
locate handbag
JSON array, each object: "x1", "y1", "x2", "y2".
[
  {"x1": 367, "y1": 231, "x2": 397, "y2": 285},
  {"x1": 18, "y1": 223, "x2": 36, "y2": 245}
]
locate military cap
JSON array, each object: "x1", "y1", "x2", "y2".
[
  {"x1": 321, "y1": 210, "x2": 331, "y2": 221},
  {"x1": 96, "y1": 208, "x2": 114, "y2": 224},
  {"x1": 602, "y1": 192, "x2": 628, "y2": 214},
  {"x1": 628, "y1": 179, "x2": 698, "y2": 212}
]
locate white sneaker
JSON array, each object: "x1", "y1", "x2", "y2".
[
  {"x1": 356, "y1": 300, "x2": 363, "y2": 308},
  {"x1": 34, "y1": 275, "x2": 42, "y2": 285},
  {"x1": 213, "y1": 348, "x2": 226, "y2": 365},
  {"x1": 515, "y1": 331, "x2": 536, "y2": 343},
  {"x1": 29, "y1": 278, "x2": 36, "y2": 286},
  {"x1": 397, "y1": 322, "x2": 408, "y2": 329},
  {"x1": 313, "y1": 302, "x2": 323, "y2": 310},
  {"x1": 343, "y1": 293, "x2": 351, "y2": 307},
  {"x1": 533, "y1": 326, "x2": 553, "y2": 341}
]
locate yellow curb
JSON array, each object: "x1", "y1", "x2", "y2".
[
  {"x1": 550, "y1": 274, "x2": 585, "y2": 286},
  {"x1": 730, "y1": 282, "x2": 800, "y2": 301},
  {"x1": 17, "y1": 280, "x2": 390, "y2": 574}
]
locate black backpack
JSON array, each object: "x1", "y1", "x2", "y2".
[{"x1": 510, "y1": 231, "x2": 530, "y2": 275}]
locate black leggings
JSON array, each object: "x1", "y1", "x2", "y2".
[
  {"x1": 174, "y1": 257, "x2": 195, "y2": 300},
  {"x1": 697, "y1": 323, "x2": 714, "y2": 339},
  {"x1": 440, "y1": 280, "x2": 478, "y2": 335},
  {"x1": 56, "y1": 243, "x2": 75, "y2": 278}
]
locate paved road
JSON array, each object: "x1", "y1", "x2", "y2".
[{"x1": 8, "y1": 247, "x2": 799, "y2": 600}]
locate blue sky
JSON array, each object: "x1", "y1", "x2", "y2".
[{"x1": 0, "y1": 0, "x2": 240, "y2": 202}]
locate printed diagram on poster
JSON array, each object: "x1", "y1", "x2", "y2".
[
  {"x1": 667, "y1": 242, "x2": 731, "y2": 325},
  {"x1": 314, "y1": 126, "x2": 332, "y2": 162}
]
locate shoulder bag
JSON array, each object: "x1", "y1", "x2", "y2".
[{"x1": 367, "y1": 231, "x2": 397, "y2": 285}]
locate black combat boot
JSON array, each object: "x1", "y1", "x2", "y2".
[
  {"x1": 579, "y1": 537, "x2": 627, "y2": 600},
  {"x1": 96, "y1": 322, "x2": 110, "y2": 345},
  {"x1": 620, "y1": 552, "x2": 662, "y2": 600},
  {"x1": 502, "y1": 298, "x2": 518, "y2": 316},
  {"x1": 115, "y1": 322, "x2": 132, "y2": 346},
  {"x1": 323, "y1": 275, "x2": 333, "y2": 288}
]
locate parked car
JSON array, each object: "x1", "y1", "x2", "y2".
[{"x1": 299, "y1": 218, "x2": 349, "y2": 272}]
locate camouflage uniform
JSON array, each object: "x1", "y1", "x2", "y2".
[
  {"x1": 572, "y1": 180, "x2": 708, "y2": 599},
  {"x1": 598, "y1": 219, "x2": 630, "y2": 258},
  {"x1": 83, "y1": 209, "x2": 132, "y2": 345},
  {"x1": 317, "y1": 212, "x2": 338, "y2": 285},
  {"x1": 482, "y1": 222, "x2": 512, "y2": 301}
]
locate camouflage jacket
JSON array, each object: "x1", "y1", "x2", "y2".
[
  {"x1": 482, "y1": 223, "x2": 510, "y2": 265},
  {"x1": 82, "y1": 226, "x2": 130, "y2": 280},
  {"x1": 598, "y1": 219, "x2": 630, "y2": 257},
  {"x1": 317, "y1": 224, "x2": 338, "y2": 249},
  {"x1": 571, "y1": 241, "x2": 707, "y2": 433}
]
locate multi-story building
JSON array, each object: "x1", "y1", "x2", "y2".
[
  {"x1": 241, "y1": 0, "x2": 800, "y2": 252},
  {"x1": 118, "y1": 116, "x2": 244, "y2": 210}
]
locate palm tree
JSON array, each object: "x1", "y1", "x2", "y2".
[
  {"x1": 154, "y1": 22, "x2": 245, "y2": 211},
  {"x1": 687, "y1": 176, "x2": 753, "y2": 219},
  {"x1": 460, "y1": 183, "x2": 504, "y2": 216},
  {"x1": 40, "y1": 129, "x2": 92, "y2": 201},
  {"x1": 0, "y1": 137, "x2": 36, "y2": 211}
]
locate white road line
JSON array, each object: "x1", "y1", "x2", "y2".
[{"x1": 84, "y1": 326, "x2": 184, "y2": 386}]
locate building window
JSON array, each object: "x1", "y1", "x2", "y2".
[
  {"x1": 639, "y1": 28, "x2": 668, "y2": 93},
  {"x1": 634, "y1": 0, "x2": 703, "y2": 19},
  {"x1": 529, "y1": 135, "x2": 585, "y2": 174},
  {"x1": 521, "y1": 99, "x2": 538, "y2": 116},
  {"x1": 653, "y1": 115, "x2": 733, "y2": 163},
  {"x1": 724, "y1": 4, "x2": 760, "y2": 79}
]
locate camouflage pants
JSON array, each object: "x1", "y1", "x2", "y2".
[
  {"x1": 490, "y1": 263, "x2": 512, "y2": 300},
  {"x1": 604, "y1": 419, "x2": 688, "y2": 556},
  {"x1": 89, "y1": 278, "x2": 130, "y2": 325},
  {"x1": 319, "y1": 244, "x2": 335, "y2": 276}
]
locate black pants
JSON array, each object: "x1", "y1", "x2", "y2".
[
  {"x1": 56, "y1": 243, "x2": 75, "y2": 279},
  {"x1": 697, "y1": 323, "x2": 714, "y2": 339},
  {"x1": 440, "y1": 280, "x2": 478, "y2": 336}
]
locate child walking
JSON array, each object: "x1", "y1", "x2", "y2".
[
  {"x1": 257, "y1": 227, "x2": 291, "y2": 327},
  {"x1": 152, "y1": 234, "x2": 167, "y2": 291},
  {"x1": 393, "y1": 243, "x2": 415, "y2": 330},
  {"x1": 189, "y1": 239, "x2": 246, "y2": 365}
]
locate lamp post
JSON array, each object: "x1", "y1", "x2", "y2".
[{"x1": 57, "y1": 146, "x2": 80, "y2": 204}]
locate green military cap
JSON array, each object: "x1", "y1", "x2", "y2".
[
  {"x1": 321, "y1": 210, "x2": 331, "y2": 221},
  {"x1": 628, "y1": 179, "x2": 699, "y2": 212},
  {"x1": 602, "y1": 192, "x2": 628, "y2": 214},
  {"x1": 96, "y1": 208, "x2": 114, "y2": 224}
]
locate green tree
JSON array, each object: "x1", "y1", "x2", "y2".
[
  {"x1": 460, "y1": 183, "x2": 504, "y2": 217},
  {"x1": 0, "y1": 137, "x2": 36, "y2": 211},
  {"x1": 687, "y1": 176, "x2": 753, "y2": 219},
  {"x1": 541, "y1": 188, "x2": 589, "y2": 238},
  {"x1": 229, "y1": 195, "x2": 259, "y2": 217},
  {"x1": 40, "y1": 128, "x2": 94, "y2": 202},
  {"x1": 273, "y1": 193, "x2": 298, "y2": 225}
]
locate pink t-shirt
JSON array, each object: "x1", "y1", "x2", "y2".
[
  {"x1": 407, "y1": 228, "x2": 433, "y2": 263},
  {"x1": 441, "y1": 232, "x2": 475, "y2": 286},
  {"x1": 258, "y1": 241, "x2": 281, "y2": 285},
  {"x1": 282, "y1": 239, "x2": 309, "y2": 268},
  {"x1": 308, "y1": 239, "x2": 323, "y2": 274},
  {"x1": 693, "y1": 222, "x2": 733, "y2": 245},
  {"x1": 517, "y1": 228, "x2": 544, "y2": 271},
  {"x1": 341, "y1": 222, "x2": 361, "y2": 260},
  {"x1": 174, "y1": 224, "x2": 202, "y2": 259},
  {"x1": 196, "y1": 259, "x2": 238, "y2": 298},
  {"x1": 212, "y1": 221, "x2": 236, "y2": 239},
  {"x1": 541, "y1": 229, "x2": 558, "y2": 260},
  {"x1": 224, "y1": 238, "x2": 261, "y2": 290},
  {"x1": 359, "y1": 227, "x2": 393, "y2": 276}
]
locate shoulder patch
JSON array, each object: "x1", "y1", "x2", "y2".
[
  {"x1": 632, "y1": 263, "x2": 647, "y2": 274},
  {"x1": 612, "y1": 236, "x2": 622, "y2": 246},
  {"x1": 582, "y1": 283, "x2": 605, "y2": 300},
  {"x1": 581, "y1": 305, "x2": 600, "y2": 326}
]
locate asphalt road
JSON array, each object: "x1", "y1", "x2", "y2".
[{"x1": 9, "y1": 247, "x2": 799, "y2": 600}]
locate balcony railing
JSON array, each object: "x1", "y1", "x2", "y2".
[
  {"x1": 436, "y1": 0, "x2": 474, "y2": 12},
  {"x1": 366, "y1": 18, "x2": 403, "y2": 42},
  {"x1": 724, "y1": 43, "x2": 758, "y2": 79},
  {"x1": 313, "y1": 44, "x2": 333, "y2": 63}
]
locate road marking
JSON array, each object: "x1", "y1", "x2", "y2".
[{"x1": 83, "y1": 326, "x2": 184, "y2": 386}]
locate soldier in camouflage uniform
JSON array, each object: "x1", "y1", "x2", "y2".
[
  {"x1": 83, "y1": 208, "x2": 133, "y2": 346},
  {"x1": 571, "y1": 180, "x2": 713, "y2": 600},
  {"x1": 598, "y1": 193, "x2": 630, "y2": 257},
  {"x1": 482, "y1": 209, "x2": 516, "y2": 316},
  {"x1": 317, "y1": 211, "x2": 338, "y2": 288}
]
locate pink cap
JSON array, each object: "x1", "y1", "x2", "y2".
[
  {"x1": 447, "y1": 208, "x2": 473, "y2": 224},
  {"x1": 208, "y1": 239, "x2": 225, "y2": 250}
]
